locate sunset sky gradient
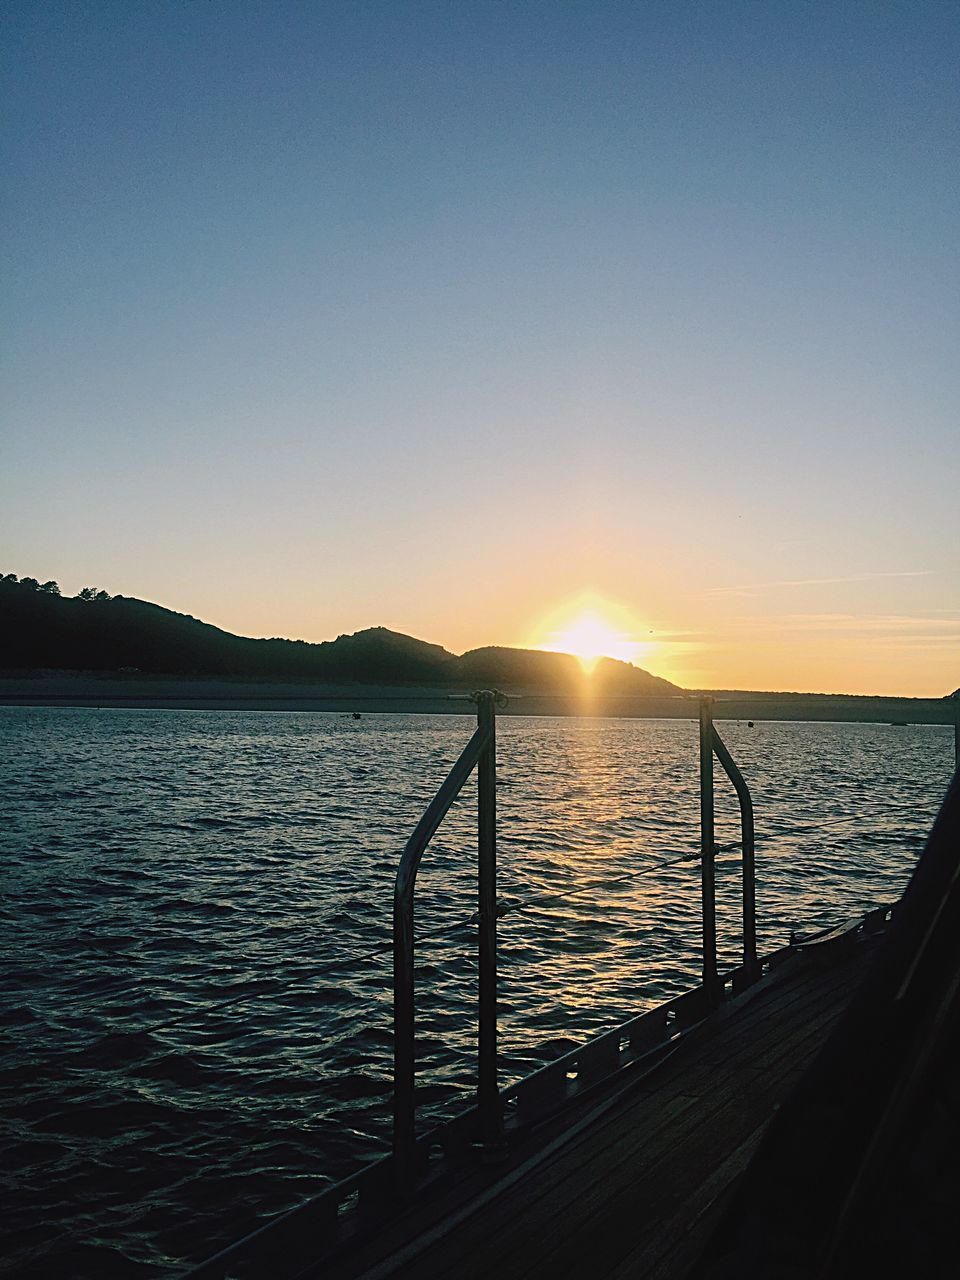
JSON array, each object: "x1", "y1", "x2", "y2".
[{"x1": 2, "y1": 2, "x2": 957, "y2": 695}]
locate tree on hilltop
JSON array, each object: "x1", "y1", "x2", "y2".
[{"x1": 1, "y1": 575, "x2": 61, "y2": 594}]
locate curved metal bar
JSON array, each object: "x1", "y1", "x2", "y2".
[
  {"x1": 699, "y1": 698, "x2": 719, "y2": 1002},
  {"x1": 712, "y1": 728, "x2": 758, "y2": 976},
  {"x1": 393, "y1": 721, "x2": 491, "y2": 1176}
]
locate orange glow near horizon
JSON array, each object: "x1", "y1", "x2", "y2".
[{"x1": 69, "y1": 572, "x2": 955, "y2": 698}]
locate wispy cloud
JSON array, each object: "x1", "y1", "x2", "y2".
[
  {"x1": 790, "y1": 611, "x2": 953, "y2": 628},
  {"x1": 719, "y1": 612, "x2": 960, "y2": 640},
  {"x1": 706, "y1": 569, "x2": 934, "y2": 598}
]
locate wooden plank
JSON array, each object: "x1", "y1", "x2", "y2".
[
  {"x1": 322, "y1": 1091, "x2": 707, "y2": 1280},
  {"x1": 370, "y1": 948, "x2": 872, "y2": 1280},
  {"x1": 607, "y1": 1120, "x2": 768, "y2": 1280},
  {"x1": 527, "y1": 959, "x2": 861, "y2": 1227},
  {"x1": 522, "y1": 1006, "x2": 850, "y2": 1280}
]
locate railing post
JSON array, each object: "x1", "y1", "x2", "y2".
[
  {"x1": 699, "y1": 696, "x2": 720, "y2": 1002},
  {"x1": 739, "y1": 770, "x2": 758, "y2": 981},
  {"x1": 392, "y1": 871, "x2": 415, "y2": 1185},
  {"x1": 947, "y1": 689, "x2": 960, "y2": 770},
  {"x1": 475, "y1": 690, "x2": 502, "y2": 1150}
]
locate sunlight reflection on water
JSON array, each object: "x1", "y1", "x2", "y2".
[{"x1": 0, "y1": 708, "x2": 953, "y2": 1276}]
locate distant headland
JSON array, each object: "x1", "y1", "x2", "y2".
[{"x1": 1, "y1": 573, "x2": 956, "y2": 724}]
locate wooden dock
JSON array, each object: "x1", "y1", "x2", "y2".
[{"x1": 310, "y1": 930, "x2": 879, "y2": 1280}]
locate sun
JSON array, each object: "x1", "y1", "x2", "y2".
[
  {"x1": 545, "y1": 610, "x2": 636, "y2": 673},
  {"x1": 530, "y1": 596, "x2": 652, "y2": 675}
]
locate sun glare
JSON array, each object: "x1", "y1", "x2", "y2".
[{"x1": 531, "y1": 597, "x2": 651, "y2": 674}]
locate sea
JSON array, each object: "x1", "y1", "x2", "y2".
[{"x1": 0, "y1": 707, "x2": 954, "y2": 1277}]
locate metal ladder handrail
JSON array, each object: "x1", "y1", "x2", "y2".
[
  {"x1": 699, "y1": 695, "x2": 760, "y2": 997},
  {"x1": 393, "y1": 690, "x2": 762, "y2": 1183},
  {"x1": 393, "y1": 690, "x2": 501, "y2": 1182},
  {"x1": 712, "y1": 729, "x2": 759, "y2": 981}
]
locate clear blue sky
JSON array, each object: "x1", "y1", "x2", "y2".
[{"x1": 2, "y1": 1, "x2": 957, "y2": 693}]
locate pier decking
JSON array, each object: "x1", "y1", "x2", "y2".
[
  {"x1": 183, "y1": 701, "x2": 957, "y2": 1280},
  {"x1": 314, "y1": 930, "x2": 879, "y2": 1280}
]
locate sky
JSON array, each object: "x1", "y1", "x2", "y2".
[{"x1": 2, "y1": 1, "x2": 957, "y2": 696}]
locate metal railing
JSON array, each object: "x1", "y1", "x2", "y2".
[
  {"x1": 185, "y1": 697, "x2": 934, "y2": 1277},
  {"x1": 391, "y1": 690, "x2": 760, "y2": 1179},
  {"x1": 393, "y1": 690, "x2": 503, "y2": 1181},
  {"x1": 699, "y1": 695, "x2": 759, "y2": 997}
]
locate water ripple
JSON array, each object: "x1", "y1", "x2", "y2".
[{"x1": 0, "y1": 707, "x2": 952, "y2": 1277}]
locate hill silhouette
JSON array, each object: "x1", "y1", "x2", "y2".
[
  {"x1": 457, "y1": 645, "x2": 677, "y2": 695},
  {"x1": 0, "y1": 574, "x2": 678, "y2": 696}
]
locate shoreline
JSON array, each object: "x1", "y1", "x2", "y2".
[{"x1": 0, "y1": 675, "x2": 956, "y2": 724}]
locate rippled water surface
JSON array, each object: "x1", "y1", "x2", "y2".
[{"x1": 0, "y1": 708, "x2": 953, "y2": 1276}]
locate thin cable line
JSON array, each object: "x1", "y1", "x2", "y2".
[
  {"x1": 137, "y1": 850, "x2": 704, "y2": 1034},
  {"x1": 135, "y1": 917, "x2": 477, "y2": 1035},
  {"x1": 714, "y1": 810, "x2": 914, "y2": 853},
  {"x1": 496, "y1": 850, "x2": 699, "y2": 919},
  {"x1": 34, "y1": 817, "x2": 929, "y2": 1037}
]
